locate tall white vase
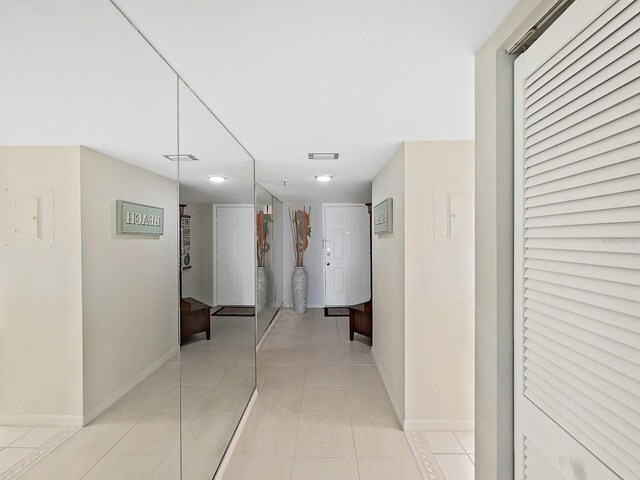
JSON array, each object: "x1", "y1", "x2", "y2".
[
  {"x1": 292, "y1": 267, "x2": 308, "y2": 314},
  {"x1": 256, "y1": 266, "x2": 268, "y2": 313}
]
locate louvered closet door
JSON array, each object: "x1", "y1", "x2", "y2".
[{"x1": 514, "y1": 1, "x2": 640, "y2": 479}]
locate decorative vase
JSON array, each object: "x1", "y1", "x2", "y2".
[
  {"x1": 256, "y1": 266, "x2": 268, "y2": 313},
  {"x1": 292, "y1": 267, "x2": 308, "y2": 314}
]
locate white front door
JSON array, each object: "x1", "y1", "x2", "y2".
[
  {"x1": 216, "y1": 206, "x2": 255, "y2": 306},
  {"x1": 514, "y1": 1, "x2": 640, "y2": 479},
  {"x1": 324, "y1": 205, "x2": 371, "y2": 306}
]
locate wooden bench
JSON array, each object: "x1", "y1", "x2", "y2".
[{"x1": 180, "y1": 297, "x2": 211, "y2": 344}]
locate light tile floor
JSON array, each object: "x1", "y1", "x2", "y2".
[
  {"x1": 223, "y1": 308, "x2": 430, "y2": 480},
  {"x1": 0, "y1": 314, "x2": 255, "y2": 480}
]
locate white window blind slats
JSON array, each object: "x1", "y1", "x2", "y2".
[
  {"x1": 526, "y1": 190, "x2": 640, "y2": 218},
  {"x1": 524, "y1": 110, "x2": 640, "y2": 166},
  {"x1": 525, "y1": 237, "x2": 640, "y2": 254},
  {"x1": 525, "y1": 308, "x2": 640, "y2": 367},
  {"x1": 525, "y1": 257, "x2": 640, "y2": 287},
  {"x1": 525, "y1": 126, "x2": 640, "y2": 177},
  {"x1": 517, "y1": 3, "x2": 640, "y2": 478},
  {"x1": 524, "y1": 174, "x2": 640, "y2": 207},
  {"x1": 525, "y1": 248, "x2": 640, "y2": 271},
  {"x1": 525, "y1": 265, "x2": 640, "y2": 303},
  {"x1": 526, "y1": 32, "x2": 640, "y2": 118},
  {"x1": 525, "y1": 363, "x2": 640, "y2": 448},
  {"x1": 525, "y1": 19, "x2": 640, "y2": 111},
  {"x1": 524, "y1": 332, "x2": 640, "y2": 399},
  {"x1": 525, "y1": 142, "x2": 640, "y2": 187},
  {"x1": 525, "y1": 288, "x2": 640, "y2": 334},
  {"x1": 524, "y1": 438, "x2": 565, "y2": 480},
  {"x1": 523, "y1": 374, "x2": 640, "y2": 478},
  {"x1": 525, "y1": 88, "x2": 640, "y2": 150},
  {"x1": 525, "y1": 61, "x2": 640, "y2": 133},
  {"x1": 524, "y1": 204, "x2": 640, "y2": 227},
  {"x1": 525, "y1": 0, "x2": 636, "y2": 90},
  {"x1": 524, "y1": 315, "x2": 640, "y2": 378},
  {"x1": 526, "y1": 346, "x2": 640, "y2": 416},
  {"x1": 524, "y1": 221, "x2": 640, "y2": 239}
]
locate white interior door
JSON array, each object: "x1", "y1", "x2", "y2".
[
  {"x1": 216, "y1": 206, "x2": 255, "y2": 306},
  {"x1": 514, "y1": 1, "x2": 640, "y2": 479},
  {"x1": 324, "y1": 205, "x2": 371, "y2": 306}
]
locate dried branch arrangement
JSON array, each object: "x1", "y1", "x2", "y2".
[
  {"x1": 256, "y1": 210, "x2": 272, "y2": 268},
  {"x1": 288, "y1": 207, "x2": 311, "y2": 267}
]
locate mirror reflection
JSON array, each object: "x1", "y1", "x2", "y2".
[
  {"x1": 0, "y1": 1, "x2": 182, "y2": 478},
  {"x1": 256, "y1": 185, "x2": 284, "y2": 342},
  {"x1": 177, "y1": 80, "x2": 256, "y2": 479}
]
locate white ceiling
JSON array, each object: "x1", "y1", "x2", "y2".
[
  {"x1": 0, "y1": 0, "x2": 254, "y2": 205},
  {"x1": 114, "y1": 0, "x2": 519, "y2": 202}
]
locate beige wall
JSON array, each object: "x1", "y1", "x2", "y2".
[
  {"x1": 371, "y1": 144, "x2": 406, "y2": 421},
  {"x1": 182, "y1": 202, "x2": 213, "y2": 305},
  {"x1": 404, "y1": 141, "x2": 474, "y2": 430},
  {"x1": 0, "y1": 146, "x2": 84, "y2": 425},
  {"x1": 475, "y1": 1, "x2": 555, "y2": 478},
  {"x1": 372, "y1": 141, "x2": 474, "y2": 430},
  {"x1": 80, "y1": 147, "x2": 179, "y2": 421}
]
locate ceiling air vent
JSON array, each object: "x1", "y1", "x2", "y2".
[
  {"x1": 308, "y1": 153, "x2": 339, "y2": 160},
  {"x1": 163, "y1": 154, "x2": 199, "y2": 162}
]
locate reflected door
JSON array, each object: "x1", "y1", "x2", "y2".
[
  {"x1": 216, "y1": 206, "x2": 255, "y2": 306},
  {"x1": 324, "y1": 205, "x2": 371, "y2": 306}
]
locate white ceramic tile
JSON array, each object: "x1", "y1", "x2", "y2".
[
  {"x1": 82, "y1": 452, "x2": 165, "y2": 480},
  {"x1": 358, "y1": 457, "x2": 424, "y2": 480},
  {"x1": 435, "y1": 454, "x2": 475, "y2": 480},
  {"x1": 262, "y1": 364, "x2": 307, "y2": 388},
  {"x1": 421, "y1": 432, "x2": 466, "y2": 454},
  {"x1": 304, "y1": 364, "x2": 346, "y2": 386},
  {"x1": 352, "y1": 416, "x2": 412, "y2": 458},
  {"x1": 0, "y1": 447, "x2": 33, "y2": 474},
  {"x1": 16, "y1": 451, "x2": 99, "y2": 480},
  {"x1": 347, "y1": 385, "x2": 396, "y2": 417},
  {"x1": 10, "y1": 426, "x2": 62, "y2": 448},
  {"x1": 235, "y1": 414, "x2": 299, "y2": 458},
  {"x1": 223, "y1": 455, "x2": 293, "y2": 480},
  {"x1": 254, "y1": 386, "x2": 303, "y2": 415},
  {"x1": 294, "y1": 415, "x2": 355, "y2": 458},
  {"x1": 469, "y1": 454, "x2": 474, "y2": 464},
  {"x1": 110, "y1": 413, "x2": 180, "y2": 456},
  {"x1": 300, "y1": 386, "x2": 351, "y2": 415},
  {"x1": 291, "y1": 458, "x2": 358, "y2": 480},
  {"x1": 454, "y1": 432, "x2": 474, "y2": 454},
  {"x1": 0, "y1": 426, "x2": 32, "y2": 447}
]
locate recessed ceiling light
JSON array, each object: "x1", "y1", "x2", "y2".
[
  {"x1": 207, "y1": 175, "x2": 227, "y2": 183},
  {"x1": 163, "y1": 154, "x2": 199, "y2": 161},
  {"x1": 308, "y1": 153, "x2": 339, "y2": 160},
  {"x1": 315, "y1": 175, "x2": 333, "y2": 182}
]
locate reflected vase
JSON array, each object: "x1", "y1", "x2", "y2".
[
  {"x1": 292, "y1": 266, "x2": 308, "y2": 314},
  {"x1": 256, "y1": 266, "x2": 268, "y2": 313}
]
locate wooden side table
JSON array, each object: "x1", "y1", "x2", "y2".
[
  {"x1": 180, "y1": 297, "x2": 212, "y2": 344},
  {"x1": 349, "y1": 300, "x2": 372, "y2": 342}
]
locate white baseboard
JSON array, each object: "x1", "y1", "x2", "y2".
[
  {"x1": 403, "y1": 419, "x2": 475, "y2": 432},
  {"x1": 0, "y1": 414, "x2": 84, "y2": 427},
  {"x1": 82, "y1": 346, "x2": 180, "y2": 425},
  {"x1": 214, "y1": 388, "x2": 257, "y2": 480},
  {"x1": 371, "y1": 347, "x2": 405, "y2": 427}
]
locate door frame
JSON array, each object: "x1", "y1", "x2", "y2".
[
  {"x1": 322, "y1": 202, "x2": 371, "y2": 307},
  {"x1": 213, "y1": 204, "x2": 254, "y2": 307}
]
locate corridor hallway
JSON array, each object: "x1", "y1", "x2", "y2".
[{"x1": 222, "y1": 309, "x2": 431, "y2": 480}]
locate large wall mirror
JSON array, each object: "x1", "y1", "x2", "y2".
[
  {"x1": 0, "y1": 2, "x2": 256, "y2": 479},
  {"x1": 177, "y1": 80, "x2": 256, "y2": 479},
  {"x1": 255, "y1": 184, "x2": 284, "y2": 342}
]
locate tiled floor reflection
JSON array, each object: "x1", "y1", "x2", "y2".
[
  {"x1": 1, "y1": 314, "x2": 255, "y2": 480},
  {"x1": 222, "y1": 308, "x2": 427, "y2": 480}
]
